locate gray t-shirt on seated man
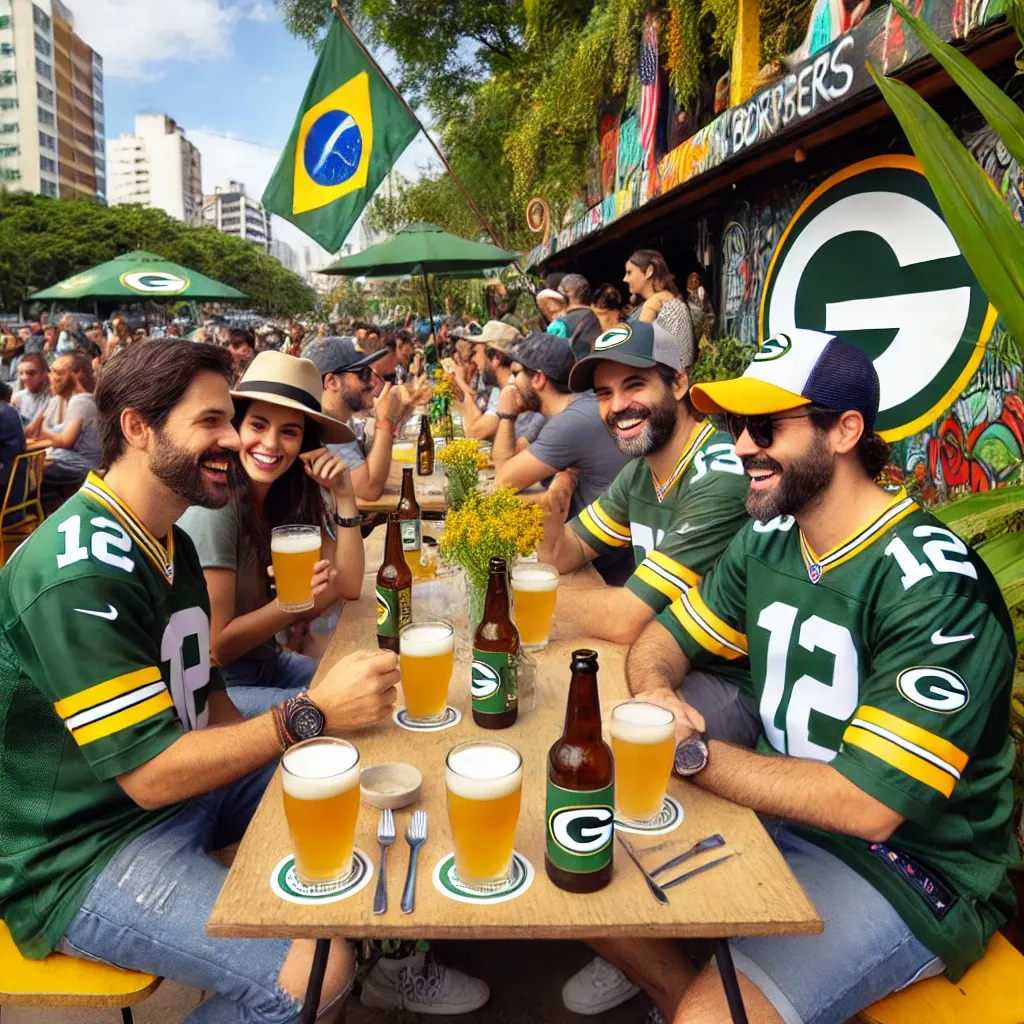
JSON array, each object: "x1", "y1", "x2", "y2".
[{"x1": 48, "y1": 393, "x2": 101, "y2": 477}]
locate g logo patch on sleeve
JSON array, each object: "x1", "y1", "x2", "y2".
[{"x1": 897, "y1": 667, "x2": 970, "y2": 713}]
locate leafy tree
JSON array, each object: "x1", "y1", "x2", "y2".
[{"x1": 0, "y1": 192, "x2": 317, "y2": 316}]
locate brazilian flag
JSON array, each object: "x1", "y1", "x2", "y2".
[{"x1": 262, "y1": 17, "x2": 419, "y2": 252}]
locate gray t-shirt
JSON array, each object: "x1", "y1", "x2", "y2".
[
  {"x1": 177, "y1": 502, "x2": 277, "y2": 662},
  {"x1": 11, "y1": 388, "x2": 49, "y2": 426},
  {"x1": 48, "y1": 393, "x2": 101, "y2": 475}
]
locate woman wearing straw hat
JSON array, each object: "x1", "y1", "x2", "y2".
[{"x1": 178, "y1": 350, "x2": 364, "y2": 715}]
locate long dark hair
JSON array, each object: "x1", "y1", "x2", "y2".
[
  {"x1": 628, "y1": 249, "x2": 680, "y2": 298},
  {"x1": 229, "y1": 399, "x2": 330, "y2": 585}
]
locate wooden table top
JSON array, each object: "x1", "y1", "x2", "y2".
[
  {"x1": 355, "y1": 459, "x2": 455, "y2": 515},
  {"x1": 208, "y1": 531, "x2": 822, "y2": 942}
]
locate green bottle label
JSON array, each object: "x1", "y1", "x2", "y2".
[
  {"x1": 400, "y1": 518, "x2": 421, "y2": 552},
  {"x1": 376, "y1": 584, "x2": 411, "y2": 638},
  {"x1": 545, "y1": 780, "x2": 615, "y2": 875},
  {"x1": 470, "y1": 648, "x2": 518, "y2": 715}
]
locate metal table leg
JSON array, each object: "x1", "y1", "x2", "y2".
[
  {"x1": 299, "y1": 938, "x2": 331, "y2": 1024},
  {"x1": 713, "y1": 938, "x2": 749, "y2": 1024}
]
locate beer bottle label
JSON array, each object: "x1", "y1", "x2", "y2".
[
  {"x1": 545, "y1": 780, "x2": 615, "y2": 875},
  {"x1": 418, "y1": 450, "x2": 433, "y2": 475},
  {"x1": 400, "y1": 517, "x2": 421, "y2": 552},
  {"x1": 376, "y1": 584, "x2": 411, "y2": 638},
  {"x1": 470, "y1": 648, "x2": 518, "y2": 716}
]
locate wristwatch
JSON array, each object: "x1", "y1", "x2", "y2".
[
  {"x1": 333, "y1": 512, "x2": 363, "y2": 528},
  {"x1": 274, "y1": 693, "x2": 326, "y2": 750},
  {"x1": 497, "y1": 412, "x2": 517, "y2": 421},
  {"x1": 674, "y1": 734, "x2": 709, "y2": 777}
]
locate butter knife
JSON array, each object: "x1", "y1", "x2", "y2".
[
  {"x1": 615, "y1": 833, "x2": 669, "y2": 904},
  {"x1": 651, "y1": 834, "x2": 726, "y2": 878},
  {"x1": 662, "y1": 851, "x2": 741, "y2": 890}
]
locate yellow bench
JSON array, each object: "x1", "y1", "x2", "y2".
[
  {"x1": 856, "y1": 932, "x2": 1024, "y2": 1024},
  {"x1": 0, "y1": 921, "x2": 161, "y2": 1022}
]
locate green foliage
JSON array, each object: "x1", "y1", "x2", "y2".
[
  {"x1": 690, "y1": 334, "x2": 755, "y2": 383},
  {"x1": 0, "y1": 192, "x2": 317, "y2": 316}
]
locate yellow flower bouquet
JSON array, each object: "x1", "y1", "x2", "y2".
[{"x1": 437, "y1": 437, "x2": 481, "y2": 510}]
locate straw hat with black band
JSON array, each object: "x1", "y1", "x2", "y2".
[{"x1": 229, "y1": 350, "x2": 355, "y2": 444}]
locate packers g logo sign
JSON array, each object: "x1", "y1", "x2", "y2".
[
  {"x1": 760, "y1": 155, "x2": 995, "y2": 440},
  {"x1": 548, "y1": 806, "x2": 614, "y2": 855},
  {"x1": 121, "y1": 271, "x2": 189, "y2": 295},
  {"x1": 594, "y1": 325, "x2": 632, "y2": 351},
  {"x1": 470, "y1": 661, "x2": 501, "y2": 699}
]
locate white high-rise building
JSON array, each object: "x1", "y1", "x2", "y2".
[
  {"x1": 107, "y1": 113, "x2": 202, "y2": 224},
  {"x1": 0, "y1": 0, "x2": 104, "y2": 199},
  {"x1": 270, "y1": 237, "x2": 296, "y2": 272},
  {"x1": 202, "y1": 180, "x2": 271, "y2": 251}
]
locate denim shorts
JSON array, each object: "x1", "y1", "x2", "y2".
[
  {"x1": 730, "y1": 819, "x2": 944, "y2": 1024},
  {"x1": 60, "y1": 763, "x2": 309, "y2": 1024},
  {"x1": 222, "y1": 650, "x2": 315, "y2": 720}
]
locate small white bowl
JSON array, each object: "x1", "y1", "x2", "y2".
[{"x1": 360, "y1": 763, "x2": 423, "y2": 810}]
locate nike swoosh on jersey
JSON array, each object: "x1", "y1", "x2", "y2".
[
  {"x1": 74, "y1": 603, "x2": 118, "y2": 621},
  {"x1": 930, "y1": 630, "x2": 975, "y2": 645}
]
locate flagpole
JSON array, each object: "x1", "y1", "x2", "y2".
[{"x1": 329, "y1": 0, "x2": 508, "y2": 251}]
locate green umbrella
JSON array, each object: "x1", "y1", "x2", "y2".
[
  {"x1": 320, "y1": 221, "x2": 518, "y2": 329},
  {"x1": 29, "y1": 250, "x2": 247, "y2": 302}
]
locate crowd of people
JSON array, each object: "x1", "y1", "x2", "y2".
[{"x1": 0, "y1": 247, "x2": 1016, "y2": 1024}]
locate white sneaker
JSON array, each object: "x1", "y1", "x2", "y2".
[
  {"x1": 360, "y1": 951, "x2": 490, "y2": 1015},
  {"x1": 562, "y1": 956, "x2": 641, "y2": 1015}
]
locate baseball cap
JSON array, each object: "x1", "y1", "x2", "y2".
[
  {"x1": 690, "y1": 329, "x2": 880, "y2": 431},
  {"x1": 473, "y1": 320, "x2": 522, "y2": 354},
  {"x1": 508, "y1": 333, "x2": 576, "y2": 385},
  {"x1": 303, "y1": 335, "x2": 387, "y2": 376},
  {"x1": 568, "y1": 320, "x2": 680, "y2": 392}
]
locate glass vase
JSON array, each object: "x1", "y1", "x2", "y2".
[{"x1": 466, "y1": 573, "x2": 487, "y2": 638}]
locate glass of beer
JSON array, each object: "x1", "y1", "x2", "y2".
[
  {"x1": 510, "y1": 562, "x2": 559, "y2": 650},
  {"x1": 281, "y1": 737, "x2": 361, "y2": 888},
  {"x1": 610, "y1": 702, "x2": 676, "y2": 826},
  {"x1": 399, "y1": 621, "x2": 455, "y2": 724},
  {"x1": 271, "y1": 525, "x2": 321, "y2": 612},
  {"x1": 446, "y1": 741, "x2": 523, "y2": 892}
]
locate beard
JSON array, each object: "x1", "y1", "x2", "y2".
[
  {"x1": 518, "y1": 379, "x2": 541, "y2": 413},
  {"x1": 150, "y1": 429, "x2": 234, "y2": 509},
  {"x1": 341, "y1": 380, "x2": 370, "y2": 412},
  {"x1": 743, "y1": 431, "x2": 835, "y2": 522},
  {"x1": 605, "y1": 392, "x2": 678, "y2": 458},
  {"x1": 481, "y1": 363, "x2": 499, "y2": 388}
]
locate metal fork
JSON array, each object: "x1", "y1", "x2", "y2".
[
  {"x1": 400, "y1": 810, "x2": 428, "y2": 914},
  {"x1": 373, "y1": 809, "x2": 395, "y2": 915}
]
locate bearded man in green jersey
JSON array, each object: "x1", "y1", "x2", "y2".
[
  {"x1": 592, "y1": 330, "x2": 1017, "y2": 1024},
  {"x1": 0, "y1": 341, "x2": 401, "y2": 1023}
]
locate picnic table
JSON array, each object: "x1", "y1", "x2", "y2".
[{"x1": 208, "y1": 529, "x2": 821, "y2": 1024}]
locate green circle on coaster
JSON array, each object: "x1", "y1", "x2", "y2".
[
  {"x1": 271, "y1": 849, "x2": 373, "y2": 904},
  {"x1": 615, "y1": 795, "x2": 684, "y2": 836},
  {"x1": 433, "y1": 851, "x2": 534, "y2": 905}
]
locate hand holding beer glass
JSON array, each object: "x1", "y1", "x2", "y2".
[
  {"x1": 610, "y1": 702, "x2": 676, "y2": 826},
  {"x1": 399, "y1": 621, "x2": 455, "y2": 725},
  {"x1": 510, "y1": 562, "x2": 558, "y2": 650},
  {"x1": 271, "y1": 525, "x2": 322, "y2": 612},
  {"x1": 282, "y1": 737, "x2": 361, "y2": 888},
  {"x1": 446, "y1": 742, "x2": 522, "y2": 892}
]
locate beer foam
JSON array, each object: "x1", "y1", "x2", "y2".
[
  {"x1": 282, "y1": 739, "x2": 359, "y2": 800},
  {"x1": 446, "y1": 743, "x2": 522, "y2": 801},
  {"x1": 271, "y1": 530, "x2": 321, "y2": 554},
  {"x1": 610, "y1": 702, "x2": 676, "y2": 745},
  {"x1": 511, "y1": 566, "x2": 558, "y2": 592},
  {"x1": 400, "y1": 623, "x2": 454, "y2": 657}
]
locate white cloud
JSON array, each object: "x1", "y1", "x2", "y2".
[{"x1": 71, "y1": 0, "x2": 268, "y2": 81}]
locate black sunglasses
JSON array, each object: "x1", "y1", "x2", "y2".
[
  {"x1": 725, "y1": 410, "x2": 815, "y2": 449},
  {"x1": 327, "y1": 364, "x2": 374, "y2": 383}
]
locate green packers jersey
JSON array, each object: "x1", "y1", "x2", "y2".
[
  {"x1": 570, "y1": 421, "x2": 750, "y2": 613},
  {"x1": 0, "y1": 473, "x2": 224, "y2": 958},
  {"x1": 658, "y1": 489, "x2": 1017, "y2": 979}
]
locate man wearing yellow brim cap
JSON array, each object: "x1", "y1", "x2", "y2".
[{"x1": 597, "y1": 329, "x2": 1017, "y2": 1024}]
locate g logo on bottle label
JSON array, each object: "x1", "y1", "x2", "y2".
[
  {"x1": 549, "y1": 806, "x2": 614, "y2": 855},
  {"x1": 470, "y1": 661, "x2": 501, "y2": 699}
]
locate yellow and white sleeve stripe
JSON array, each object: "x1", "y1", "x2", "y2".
[
  {"x1": 633, "y1": 550, "x2": 701, "y2": 602},
  {"x1": 577, "y1": 500, "x2": 631, "y2": 549},
  {"x1": 53, "y1": 666, "x2": 172, "y2": 746},
  {"x1": 668, "y1": 588, "x2": 748, "y2": 660},
  {"x1": 843, "y1": 705, "x2": 968, "y2": 798}
]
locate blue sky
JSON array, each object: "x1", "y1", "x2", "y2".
[{"x1": 71, "y1": 0, "x2": 438, "y2": 255}]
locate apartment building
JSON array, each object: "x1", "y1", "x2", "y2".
[
  {"x1": 0, "y1": 0, "x2": 104, "y2": 199},
  {"x1": 202, "y1": 180, "x2": 272, "y2": 251},
  {"x1": 108, "y1": 113, "x2": 203, "y2": 224}
]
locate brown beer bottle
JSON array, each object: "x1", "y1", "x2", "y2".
[
  {"x1": 471, "y1": 557, "x2": 520, "y2": 729},
  {"x1": 416, "y1": 414, "x2": 435, "y2": 475},
  {"x1": 376, "y1": 513, "x2": 412, "y2": 652},
  {"x1": 397, "y1": 466, "x2": 422, "y2": 579},
  {"x1": 545, "y1": 649, "x2": 614, "y2": 892}
]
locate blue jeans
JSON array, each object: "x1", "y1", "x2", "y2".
[
  {"x1": 730, "y1": 819, "x2": 943, "y2": 1024},
  {"x1": 222, "y1": 650, "x2": 315, "y2": 720},
  {"x1": 61, "y1": 763, "x2": 315, "y2": 1024}
]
